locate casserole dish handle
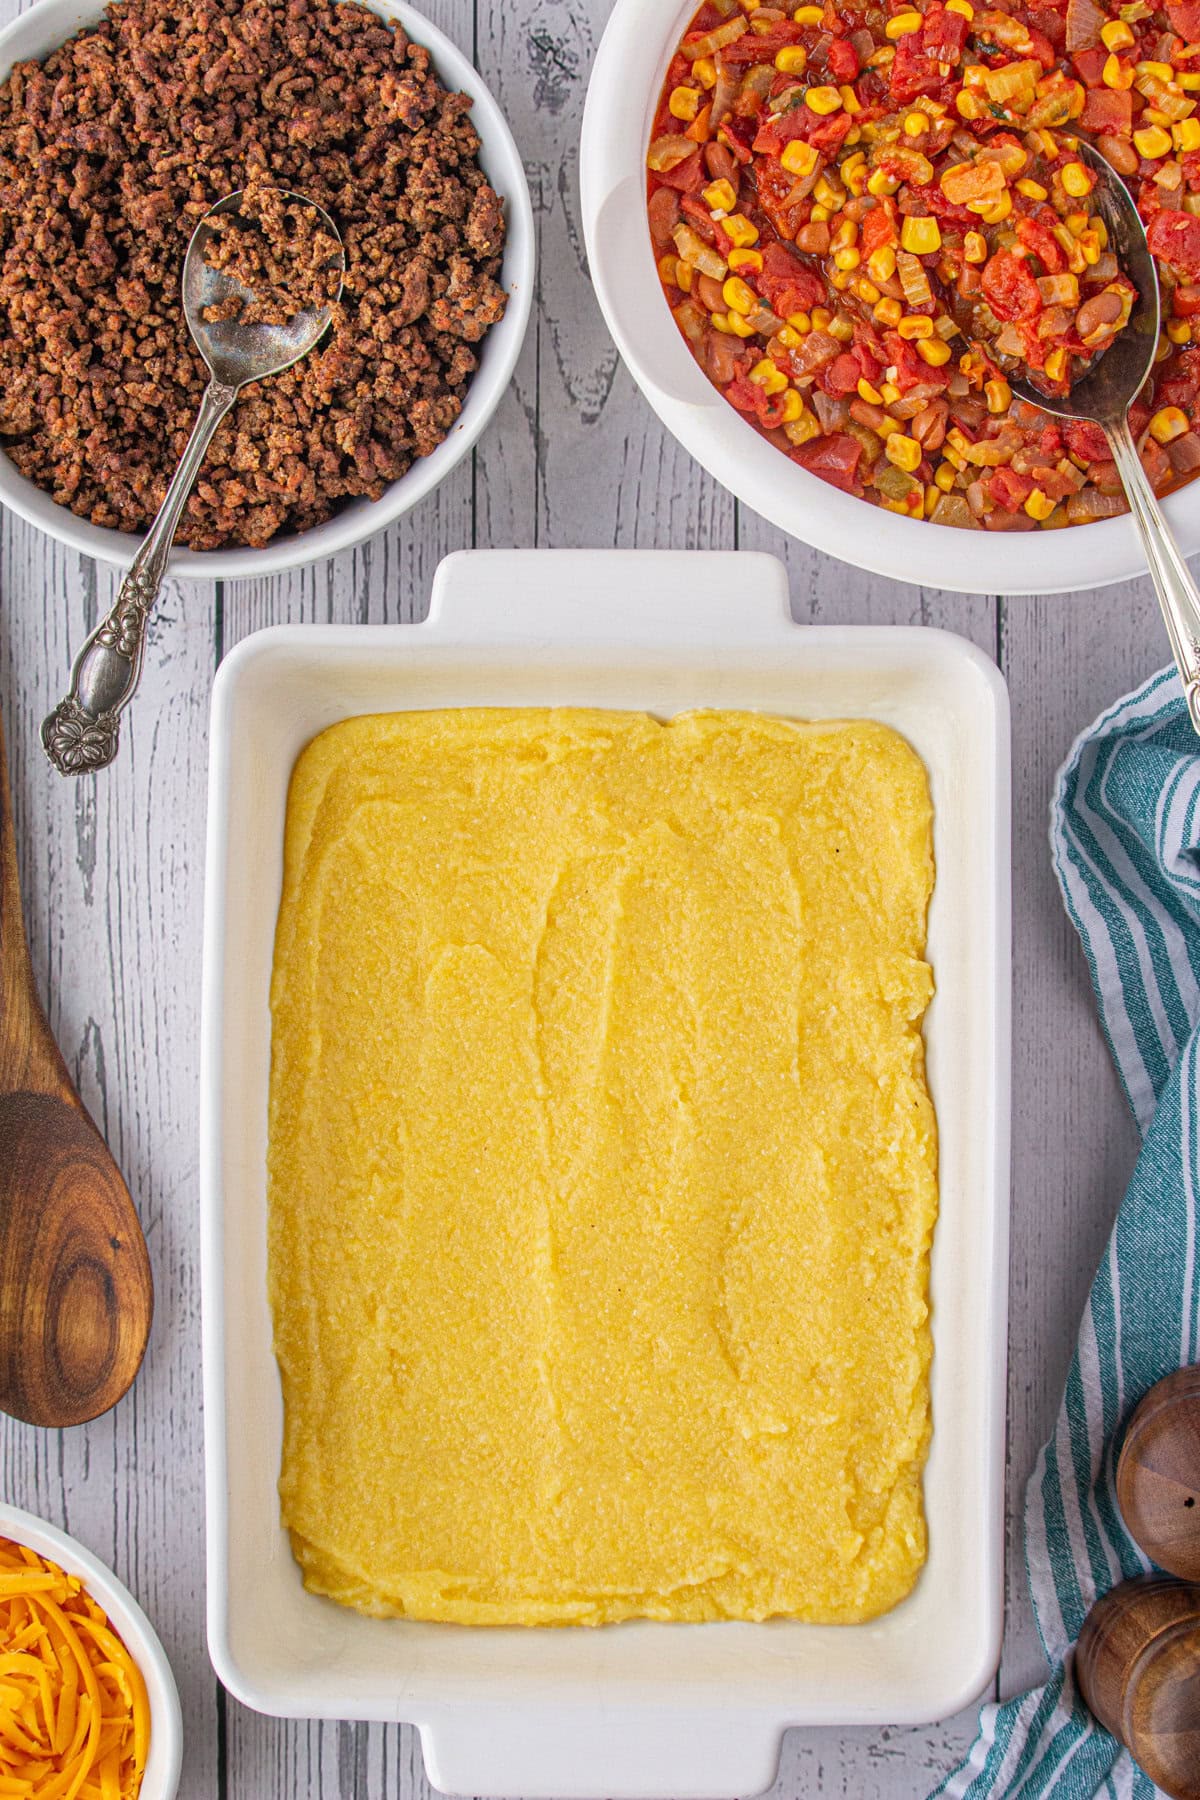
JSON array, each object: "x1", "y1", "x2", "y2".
[{"x1": 420, "y1": 1705, "x2": 783, "y2": 1800}]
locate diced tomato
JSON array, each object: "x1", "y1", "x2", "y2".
[
  {"x1": 1168, "y1": 0, "x2": 1200, "y2": 41},
  {"x1": 824, "y1": 352, "x2": 864, "y2": 395},
  {"x1": 1080, "y1": 87, "x2": 1133, "y2": 133},
  {"x1": 1027, "y1": 2, "x2": 1066, "y2": 50},
  {"x1": 888, "y1": 32, "x2": 943, "y2": 102},
  {"x1": 920, "y1": 4, "x2": 969, "y2": 62},
  {"x1": 724, "y1": 374, "x2": 763, "y2": 416},
  {"x1": 883, "y1": 336, "x2": 942, "y2": 390},
  {"x1": 809, "y1": 112, "x2": 856, "y2": 153},
  {"x1": 860, "y1": 203, "x2": 898, "y2": 253},
  {"x1": 794, "y1": 432, "x2": 863, "y2": 493},
  {"x1": 752, "y1": 106, "x2": 810, "y2": 156},
  {"x1": 656, "y1": 150, "x2": 706, "y2": 193},
  {"x1": 827, "y1": 37, "x2": 860, "y2": 81},
  {"x1": 719, "y1": 113, "x2": 759, "y2": 162},
  {"x1": 981, "y1": 251, "x2": 1044, "y2": 321},
  {"x1": 1182, "y1": 151, "x2": 1200, "y2": 192},
  {"x1": 1148, "y1": 209, "x2": 1200, "y2": 279},
  {"x1": 988, "y1": 466, "x2": 1035, "y2": 510},
  {"x1": 758, "y1": 241, "x2": 826, "y2": 314},
  {"x1": 1015, "y1": 214, "x2": 1067, "y2": 274},
  {"x1": 721, "y1": 24, "x2": 803, "y2": 63},
  {"x1": 1026, "y1": 27, "x2": 1058, "y2": 70},
  {"x1": 1072, "y1": 48, "x2": 1108, "y2": 87},
  {"x1": 1063, "y1": 420, "x2": 1111, "y2": 462}
]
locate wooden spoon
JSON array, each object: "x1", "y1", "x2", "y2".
[{"x1": 0, "y1": 706, "x2": 152, "y2": 1425}]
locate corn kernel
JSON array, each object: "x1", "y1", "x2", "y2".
[
  {"x1": 1180, "y1": 70, "x2": 1200, "y2": 89},
  {"x1": 904, "y1": 109, "x2": 930, "y2": 135},
  {"x1": 1025, "y1": 488, "x2": 1056, "y2": 520},
  {"x1": 1175, "y1": 117, "x2": 1200, "y2": 150},
  {"x1": 675, "y1": 260, "x2": 694, "y2": 292},
  {"x1": 693, "y1": 57, "x2": 718, "y2": 88},
  {"x1": 900, "y1": 216, "x2": 942, "y2": 255},
  {"x1": 854, "y1": 276, "x2": 882, "y2": 303},
  {"x1": 867, "y1": 247, "x2": 898, "y2": 286},
  {"x1": 669, "y1": 85, "x2": 702, "y2": 122},
  {"x1": 831, "y1": 246, "x2": 859, "y2": 270},
  {"x1": 787, "y1": 310, "x2": 813, "y2": 332},
  {"x1": 775, "y1": 324, "x2": 804, "y2": 349},
  {"x1": 657, "y1": 255, "x2": 679, "y2": 286},
  {"x1": 710, "y1": 312, "x2": 731, "y2": 334},
  {"x1": 723, "y1": 214, "x2": 760, "y2": 247},
  {"x1": 780, "y1": 138, "x2": 819, "y2": 177},
  {"x1": 722, "y1": 276, "x2": 757, "y2": 316},
  {"x1": 775, "y1": 46, "x2": 808, "y2": 73},
  {"x1": 1091, "y1": 214, "x2": 1110, "y2": 248},
  {"x1": 963, "y1": 231, "x2": 988, "y2": 263},
  {"x1": 779, "y1": 388, "x2": 805, "y2": 423},
  {"x1": 955, "y1": 89, "x2": 985, "y2": 119},
  {"x1": 810, "y1": 202, "x2": 831, "y2": 221},
  {"x1": 1168, "y1": 317, "x2": 1194, "y2": 342},
  {"x1": 886, "y1": 10, "x2": 923, "y2": 35},
  {"x1": 811, "y1": 306, "x2": 833, "y2": 330},
  {"x1": 897, "y1": 313, "x2": 934, "y2": 339},
  {"x1": 943, "y1": 443, "x2": 968, "y2": 471},
  {"x1": 868, "y1": 167, "x2": 900, "y2": 196},
  {"x1": 974, "y1": 192, "x2": 1014, "y2": 223},
  {"x1": 842, "y1": 153, "x2": 869, "y2": 195},
  {"x1": 792, "y1": 3, "x2": 825, "y2": 22},
  {"x1": 946, "y1": 0, "x2": 974, "y2": 16},
  {"x1": 1017, "y1": 178, "x2": 1049, "y2": 199},
  {"x1": 874, "y1": 297, "x2": 904, "y2": 326},
  {"x1": 857, "y1": 376, "x2": 884, "y2": 404},
  {"x1": 880, "y1": 380, "x2": 902, "y2": 403},
  {"x1": 1103, "y1": 53, "x2": 1135, "y2": 88},
  {"x1": 703, "y1": 178, "x2": 737, "y2": 212},
  {"x1": 1135, "y1": 124, "x2": 1173, "y2": 157},
  {"x1": 728, "y1": 247, "x2": 764, "y2": 272},
  {"x1": 1102, "y1": 19, "x2": 1135, "y2": 48},
  {"x1": 934, "y1": 461, "x2": 956, "y2": 491},
  {"x1": 917, "y1": 337, "x2": 952, "y2": 366},
  {"x1": 725, "y1": 311, "x2": 756, "y2": 338},
  {"x1": 806, "y1": 85, "x2": 843, "y2": 114},
  {"x1": 886, "y1": 433, "x2": 923, "y2": 472},
  {"x1": 1150, "y1": 405, "x2": 1190, "y2": 442},
  {"x1": 985, "y1": 378, "x2": 1012, "y2": 413},
  {"x1": 1065, "y1": 210, "x2": 1089, "y2": 236},
  {"x1": 785, "y1": 409, "x2": 821, "y2": 445},
  {"x1": 1061, "y1": 161, "x2": 1092, "y2": 196},
  {"x1": 818, "y1": 177, "x2": 848, "y2": 212},
  {"x1": 750, "y1": 357, "x2": 790, "y2": 394},
  {"x1": 829, "y1": 313, "x2": 855, "y2": 340},
  {"x1": 1137, "y1": 59, "x2": 1176, "y2": 79},
  {"x1": 1077, "y1": 228, "x2": 1101, "y2": 264},
  {"x1": 1044, "y1": 347, "x2": 1068, "y2": 382}
]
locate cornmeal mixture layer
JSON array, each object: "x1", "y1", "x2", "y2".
[{"x1": 268, "y1": 707, "x2": 938, "y2": 1626}]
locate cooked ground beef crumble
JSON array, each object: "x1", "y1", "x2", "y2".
[
  {"x1": 0, "y1": 0, "x2": 508, "y2": 549},
  {"x1": 199, "y1": 179, "x2": 343, "y2": 325}
]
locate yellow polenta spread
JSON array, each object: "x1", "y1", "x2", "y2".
[{"x1": 268, "y1": 707, "x2": 937, "y2": 1627}]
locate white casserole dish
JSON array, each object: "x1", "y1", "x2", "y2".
[
  {"x1": 0, "y1": 0, "x2": 533, "y2": 579},
  {"x1": 201, "y1": 548, "x2": 1011, "y2": 1800},
  {"x1": 580, "y1": 0, "x2": 1196, "y2": 595}
]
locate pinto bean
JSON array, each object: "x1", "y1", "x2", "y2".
[
  {"x1": 648, "y1": 186, "x2": 681, "y2": 248},
  {"x1": 911, "y1": 400, "x2": 949, "y2": 451},
  {"x1": 1075, "y1": 290, "x2": 1123, "y2": 339},
  {"x1": 1096, "y1": 134, "x2": 1139, "y2": 176},
  {"x1": 705, "y1": 329, "x2": 743, "y2": 384},
  {"x1": 796, "y1": 221, "x2": 831, "y2": 255},
  {"x1": 696, "y1": 273, "x2": 727, "y2": 311},
  {"x1": 703, "y1": 141, "x2": 739, "y2": 185}
]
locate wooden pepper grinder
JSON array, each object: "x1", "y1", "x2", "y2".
[{"x1": 1074, "y1": 1369, "x2": 1200, "y2": 1800}]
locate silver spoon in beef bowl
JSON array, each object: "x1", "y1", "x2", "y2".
[
  {"x1": 1004, "y1": 140, "x2": 1200, "y2": 736},
  {"x1": 41, "y1": 189, "x2": 345, "y2": 777}
]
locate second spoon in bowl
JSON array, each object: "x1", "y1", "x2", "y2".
[
  {"x1": 1007, "y1": 139, "x2": 1200, "y2": 736},
  {"x1": 42, "y1": 189, "x2": 345, "y2": 776}
]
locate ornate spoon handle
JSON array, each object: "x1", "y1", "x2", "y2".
[
  {"x1": 42, "y1": 378, "x2": 239, "y2": 775},
  {"x1": 1106, "y1": 411, "x2": 1200, "y2": 738}
]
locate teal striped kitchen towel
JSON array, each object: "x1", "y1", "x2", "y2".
[{"x1": 934, "y1": 665, "x2": 1200, "y2": 1800}]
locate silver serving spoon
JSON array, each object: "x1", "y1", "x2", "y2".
[
  {"x1": 1007, "y1": 139, "x2": 1200, "y2": 735},
  {"x1": 42, "y1": 190, "x2": 345, "y2": 776}
]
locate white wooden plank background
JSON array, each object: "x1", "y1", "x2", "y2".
[{"x1": 0, "y1": 0, "x2": 1175, "y2": 1791}]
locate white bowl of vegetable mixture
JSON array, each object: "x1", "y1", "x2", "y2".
[{"x1": 581, "y1": 0, "x2": 1200, "y2": 595}]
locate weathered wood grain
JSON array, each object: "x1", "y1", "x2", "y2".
[{"x1": 0, "y1": 0, "x2": 1188, "y2": 1788}]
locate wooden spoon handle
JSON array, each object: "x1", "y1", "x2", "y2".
[{"x1": 0, "y1": 712, "x2": 76, "y2": 1100}]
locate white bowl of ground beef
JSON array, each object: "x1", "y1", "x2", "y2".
[{"x1": 0, "y1": 0, "x2": 533, "y2": 577}]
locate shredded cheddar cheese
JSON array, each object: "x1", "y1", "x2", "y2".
[{"x1": 0, "y1": 1537, "x2": 149, "y2": 1799}]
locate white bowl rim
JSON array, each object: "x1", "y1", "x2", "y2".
[
  {"x1": 580, "y1": 0, "x2": 1196, "y2": 596},
  {"x1": 0, "y1": 1501, "x2": 183, "y2": 1800},
  {"x1": 0, "y1": 0, "x2": 535, "y2": 579}
]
